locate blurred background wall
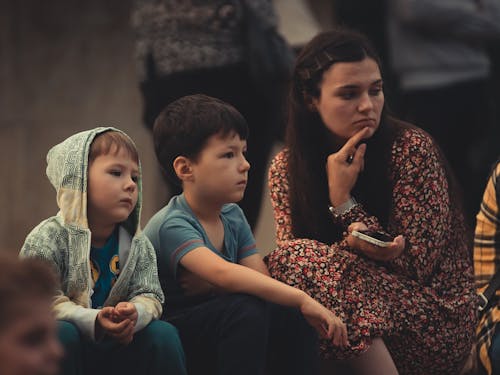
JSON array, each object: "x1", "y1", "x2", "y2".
[
  {"x1": 3, "y1": 0, "x2": 497, "y2": 255},
  {"x1": 0, "y1": 0, "x2": 329, "y2": 254}
]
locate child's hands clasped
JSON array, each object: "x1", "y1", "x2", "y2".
[
  {"x1": 96, "y1": 302, "x2": 137, "y2": 345},
  {"x1": 300, "y1": 295, "x2": 348, "y2": 348}
]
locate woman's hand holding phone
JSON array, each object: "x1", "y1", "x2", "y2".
[{"x1": 346, "y1": 222, "x2": 405, "y2": 261}]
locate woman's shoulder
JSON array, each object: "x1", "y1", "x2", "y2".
[
  {"x1": 395, "y1": 125, "x2": 434, "y2": 148},
  {"x1": 392, "y1": 125, "x2": 439, "y2": 159},
  {"x1": 270, "y1": 148, "x2": 289, "y2": 168}
]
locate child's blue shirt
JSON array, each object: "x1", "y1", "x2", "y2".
[
  {"x1": 144, "y1": 193, "x2": 258, "y2": 317},
  {"x1": 90, "y1": 228, "x2": 120, "y2": 308}
]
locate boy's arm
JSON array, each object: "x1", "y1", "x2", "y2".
[
  {"x1": 180, "y1": 246, "x2": 348, "y2": 346},
  {"x1": 180, "y1": 247, "x2": 348, "y2": 347},
  {"x1": 238, "y1": 253, "x2": 270, "y2": 276},
  {"x1": 155, "y1": 214, "x2": 347, "y2": 346}
]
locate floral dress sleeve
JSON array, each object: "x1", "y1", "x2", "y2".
[{"x1": 268, "y1": 149, "x2": 358, "y2": 271}]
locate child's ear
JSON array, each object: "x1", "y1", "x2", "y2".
[{"x1": 173, "y1": 156, "x2": 193, "y2": 182}]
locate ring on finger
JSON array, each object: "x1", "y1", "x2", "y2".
[{"x1": 346, "y1": 154, "x2": 354, "y2": 164}]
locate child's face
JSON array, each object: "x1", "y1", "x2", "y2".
[
  {"x1": 190, "y1": 132, "x2": 250, "y2": 204},
  {"x1": 0, "y1": 298, "x2": 62, "y2": 375},
  {"x1": 87, "y1": 147, "x2": 139, "y2": 227}
]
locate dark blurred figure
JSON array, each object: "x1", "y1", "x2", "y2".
[
  {"x1": 131, "y1": 0, "x2": 289, "y2": 230},
  {"x1": 387, "y1": 0, "x2": 500, "y2": 225}
]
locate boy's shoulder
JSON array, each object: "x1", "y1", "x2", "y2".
[
  {"x1": 145, "y1": 195, "x2": 200, "y2": 237},
  {"x1": 220, "y1": 202, "x2": 245, "y2": 220}
]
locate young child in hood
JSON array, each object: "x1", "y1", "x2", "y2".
[{"x1": 20, "y1": 127, "x2": 186, "y2": 375}]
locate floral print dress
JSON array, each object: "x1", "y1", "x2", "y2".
[{"x1": 266, "y1": 127, "x2": 477, "y2": 374}]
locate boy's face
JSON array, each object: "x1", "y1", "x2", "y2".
[
  {"x1": 87, "y1": 147, "x2": 139, "y2": 227},
  {"x1": 190, "y1": 132, "x2": 250, "y2": 204},
  {"x1": 0, "y1": 298, "x2": 62, "y2": 375}
]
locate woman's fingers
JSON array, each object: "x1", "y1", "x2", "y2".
[{"x1": 339, "y1": 127, "x2": 370, "y2": 160}]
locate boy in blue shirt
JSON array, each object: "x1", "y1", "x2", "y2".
[
  {"x1": 145, "y1": 94, "x2": 347, "y2": 375},
  {"x1": 21, "y1": 127, "x2": 186, "y2": 375}
]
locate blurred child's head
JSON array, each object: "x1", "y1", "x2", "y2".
[
  {"x1": 87, "y1": 130, "x2": 140, "y2": 229},
  {"x1": 153, "y1": 94, "x2": 249, "y2": 186},
  {"x1": 0, "y1": 254, "x2": 62, "y2": 375}
]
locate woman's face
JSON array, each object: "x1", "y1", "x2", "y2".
[
  {"x1": 311, "y1": 57, "x2": 384, "y2": 145},
  {"x1": 0, "y1": 298, "x2": 62, "y2": 375}
]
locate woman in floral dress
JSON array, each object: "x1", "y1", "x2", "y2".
[{"x1": 266, "y1": 28, "x2": 477, "y2": 374}]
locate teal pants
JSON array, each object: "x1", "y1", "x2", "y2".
[{"x1": 58, "y1": 320, "x2": 186, "y2": 375}]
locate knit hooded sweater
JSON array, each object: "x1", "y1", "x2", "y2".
[{"x1": 20, "y1": 127, "x2": 163, "y2": 340}]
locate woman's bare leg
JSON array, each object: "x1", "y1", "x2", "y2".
[{"x1": 346, "y1": 338, "x2": 398, "y2": 375}]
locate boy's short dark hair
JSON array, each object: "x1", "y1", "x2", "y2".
[
  {"x1": 0, "y1": 254, "x2": 58, "y2": 330},
  {"x1": 89, "y1": 130, "x2": 139, "y2": 165},
  {"x1": 153, "y1": 94, "x2": 249, "y2": 185}
]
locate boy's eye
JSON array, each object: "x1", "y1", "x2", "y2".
[
  {"x1": 109, "y1": 170, "x2": 121, "y2": 177},
  {"x1": 223, "y1": 152, "x2": 235, "y2": 158},
  {"x1": 131, "y1": 175, "x2": 139, "y2": 183}
]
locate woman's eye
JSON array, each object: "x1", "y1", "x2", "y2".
[
  {"x1": 369, "y1": 88, "x2": 383, "y2": 96},
  {"x1": 340, "y1": 92, "x2": 356, "y2": 100}
]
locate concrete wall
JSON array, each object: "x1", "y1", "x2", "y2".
[
  {"x1": 1, "y1": 0, "x2": 175, "y2": 252},
  {"x1": 0, "y1": 0, "x2": 286, "y2": 254}
]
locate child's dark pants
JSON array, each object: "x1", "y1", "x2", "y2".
[
  {"x1": 168, "y1": 293, "x2": 320, "y2": 375},
  {"x1": 57, "y1": 319, "x2": 186, "y2": 375}
]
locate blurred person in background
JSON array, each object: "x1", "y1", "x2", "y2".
[
  {"x1": 387, "y1": 0, "x2": 500, "y2": 225},
  {"x1": 0, "y1": 253, "x2": 62, "y2": 375},
  {"x1": 131, "y1": 0, "x2": 290, "y2": 229}
]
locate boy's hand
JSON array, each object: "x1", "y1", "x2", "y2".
[
  {"x1": 300, "y1": 295, "x2": 348, "y2": 349},
  {"x1": 96, "y1": 306, "x2": 134, "y2": 345},
  {"x1": 179, "y1": 269, "x2": 218, "y2": 296}
]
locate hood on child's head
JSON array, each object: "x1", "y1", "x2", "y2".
[{"x1": 45, "y1": 127, "x2": 142, "y2": 234}]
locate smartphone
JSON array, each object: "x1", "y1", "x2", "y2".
[{"x1": 351, "y1": 230, "x2": 393, "y2": 247}]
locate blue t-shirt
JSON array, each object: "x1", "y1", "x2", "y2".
[
  {"x1": 90, "y1": 229, "x2": 120, "y2": 308},
  {"x1": 144, "y1": 194, "x2": 258, "y2": 316}
]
